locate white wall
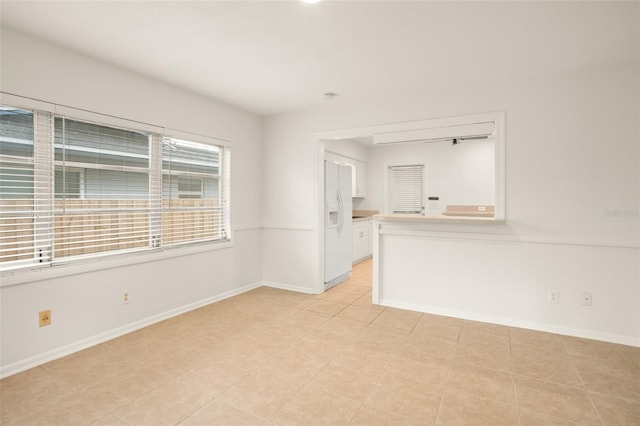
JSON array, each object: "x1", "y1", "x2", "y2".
[
  {"x1": 363, "y1": 138, "x2": 495, "y2": 214},
  {"x1": 0, "y1": 29, "x2": 264, "y2": 376},
  {"x1": 324, "y1": 139, "x2": 368, "y2": 162},
  {"x1": 262, "y1": 60, "x2": 640, "y2": 344}
]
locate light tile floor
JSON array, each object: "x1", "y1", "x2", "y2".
[{"x1": 2, "y1": 258, "x2": 639, "y2": 425}]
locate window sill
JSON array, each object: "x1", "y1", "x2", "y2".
[{"x1": 0, "y1": 240, "x2": 233, "y2": 288}]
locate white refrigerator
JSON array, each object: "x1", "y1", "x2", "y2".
[{"x1": 324, "y1": 161, "x2": 352, "y2": 290}]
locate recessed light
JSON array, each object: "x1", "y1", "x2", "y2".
[{"x1": 302, "y1": 0, "x2": 322, "y2": 4}]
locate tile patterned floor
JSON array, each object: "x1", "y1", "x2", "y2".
[{"x1": 1, "y1": 258, "x2": 639, "y2": 425}]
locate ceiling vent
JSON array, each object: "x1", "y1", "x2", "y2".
[{"x1": 372, "y1": 121, "x2": 495, "y2": 145}]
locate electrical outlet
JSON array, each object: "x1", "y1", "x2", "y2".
[
  {"x1": 122, "y1": 289, "x2": 130, "y2": 304},
  {"x1": 547, "y1": 290, "x2": 559, "y2": 304},
  {"x1": 581, "y1": 291, "x2": 592, "y2": 306},
  {"x1": 39, "y1": 310, "x2": 51, "y2": 327}
]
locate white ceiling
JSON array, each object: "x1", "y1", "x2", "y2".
[{"x1": 1, "y1": 1, "x2": 638, "y2": 116}]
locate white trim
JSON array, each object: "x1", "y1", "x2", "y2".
[
  {"x1": 165, "y1": 128, "x2": 230, "y2": 148},
  {"x1": 0, "y1": 93, "x2": 56, "y2": 113},
  {"x1": 54, "y1": 105, "x2": 163, "y2": 135},
  {"x1": 262, "y1": 280, "x2": 314, "y2": 294},
  {"x1": 379, "y1": 298, "x2": 640, "y2": 348},
  {"x1": 0, "y1": 240, "x2": 234, "y2": 287},
  {"x1": 0, "y1": 280, "x2": 263, "y2": 379},
  {"x1": 232, "y1": 224, "x2": 262, "y2": 232},
  {"x1": 262, "y1": 224, "x2": 314, "y2": 231},
  {"x1": 379, "y1": 228, "x2": 640, "y2": 250}
]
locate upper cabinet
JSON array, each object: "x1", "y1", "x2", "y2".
[
  {"x1": 355, "y1": 160, "x2": 366, "y2": 198},
  {"x1": 325, "y1": 151, "x2": 366, "y2": 198}
]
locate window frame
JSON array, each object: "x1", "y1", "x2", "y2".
[
  {"x1": 385, "y1": 163, "x2": 427, "y2": 215},
  {"x1": 0, "y1": 96, "x2": 233, "y2": 284}
]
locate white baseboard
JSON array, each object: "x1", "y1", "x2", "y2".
[
  {"x1": 262, "y1": 281, "x2": 314, "y2": 294},
  {"x1": 379, "y1": 298, "x2": 640, "y2": 348},
  {"x1": 0, "y1": 281, "x2": 262, "y2": 379}
]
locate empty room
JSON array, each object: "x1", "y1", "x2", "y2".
[{"x1": 0, "y1": 1, "x2": 638, "y2": 425}]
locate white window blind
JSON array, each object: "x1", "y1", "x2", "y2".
[
  {"x1": 0, "y1": 107, "x2": 47, "y2": 266},
  {"x1": 0, "y1": 102, "x2": 231, "y2": 271},
  {"x1": 54, "y1": 117, "x2": 152, "y2": 260},
  {"x1": 389, "y1": 165, "x2": 424, "y2": 214},
  {"x1": 162, "y1": 137, "x2": 230, "y2": 246}
]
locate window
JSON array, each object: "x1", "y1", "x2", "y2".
[
  {"x1": 0, "y1": 104, "x2": 230, "y2": 271},
  {"x1": 177, "y1": 177, "x2": 203, "y2": 199},
  {"x1": 162, "y1": 137, "x2": 229, "y2": 246},
  {"x1": 388, "y1": 165, "x2": 424, "y2": 214},
  {"x1": 54, "y1": 168, "x2": 83, "y2": 199},
  {"x1": 0, "y1": 107, "x2": 37, "y2": 265}
]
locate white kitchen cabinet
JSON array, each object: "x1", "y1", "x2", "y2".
[
  {"x1": 355, "y1": 160, "x2": 366, "y2": 198},
  {"x1": 352, "y1": 219, "x2": 372, "y2": 263},
  {"x1": 325, "y1": 150, "x2": 366, "y2": 198}
]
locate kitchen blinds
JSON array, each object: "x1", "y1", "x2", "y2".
[
  {"x1": 389, "y1": 165, "x2": 424, "y2": 214},
  {"x1": 161, "y1": 137, "x2": 230, "y2": 246}
]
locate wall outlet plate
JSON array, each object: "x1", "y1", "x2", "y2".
[
  {"x1": 122, "y1": 289, "x2": 130, "y2": 304},
  {"x1": 547, "y1": 290, "x2": 559, "y2": 304},
  {"x1": 39, "y1": 310, "x2": 51, "y2": 327}
]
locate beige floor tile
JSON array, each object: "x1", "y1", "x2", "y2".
[
  {"x1": 364, "y1": 369, "x2": 442, "y2": 424},
  {"x1": 515, "y1": 377, "x2": 601, "y2": 425},
  {"x1": 357, "y1": 324, "x2": 412, "y2": 348},
  {"x1": 409, "y1": 323, "x2": 460, "y2": 343},
  {"x1": 349, "y1": 278, "x2": 374, "y2": 288},
  {"x1": 180, "y1": 399, "x2": 264, "y2": 425},
  {"x1": 372, "y1": 307, "x2": 421, "y2": 331},
  {"x1": 455, "y1": 341, "x2": 513, "y2": 372},
  {"x1": 271, "y1": 309, "x2": 331, "y2": 332},
  {"x1": 458, "y1": 328, "x2": 511, "y2": 348},
  {"x1": 295, "y1": 334, "x2": 348, "y2": 359},
  {"x1": 574, "y1": 358, "x2": 640, "y2": 401},
  {"x1": 402, "y1": 332, "x2": 458, "y2": 361},
  {"x1": 335, "y1": 342, "x2": 392, "y2": 372},
  {"x1": 114, "y1": 370, "x2": 221, "y2": 426},
  {"x1": 446, "y1": 363, "x2": 516, "y2": 405},
  {"x1": 327, "y1": 283, "x2": 371, "y2": 296},
  {"x1": 461, "y1": 320, "x2": 510, "y2": 336},
  {"x1": 389, "y1": 349, "x2": 450, "y2": 388},
  {"x1": 518, "y1": 409, "x2": 582, "y2": 426},
  {"x1": 90, "y1": 414, "x2": 131, "y2": 425},
  {"x1": 562, "y1": 336, "x2": 639, "y2": 370},
  {"x1": 273, "y1": 383, "x2": 361, "y2": 425},
  {"x1": 220, "y1": 368, "x2": 303, "y2": 420},
  {"x1": 415, "y1": 313, "x2": 463, "y2": 329},
  {"x1": 335, "y1": 304, "x2": 384, "y2": 323},
  {"x1": 351, "y1": 293, "x2": 374, "y2": 307},
  {"x1": 509, "y1": 327, "x2": 566, "y2": 353},
  {"x1": 590, "y1": 393, "x2": 640, "y2": 426},
  {"x1": 511, "y1": 343, "x2": 582, "y2": 387},
  {"x1": 304, "y1": 299, "x2": 348, "y2": 316},
  {"x1": 306, "y1": 317, "x2": 367, "y2": 343},
  {"x1": 263, "y1": 346, "x2": 330, "y2": 384},
  {"x1": 350, "y1": 406, "x2": 423, "y2": 426},
  {"x1": 321, "y1": 291, "x2": 362, "y2": 305},
  {"x1": 436, "y1": 389, "x2": 519, "y2": 426},
  {"x1": 307, "y1": 358, "x2": 384, "y2": 402}
]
